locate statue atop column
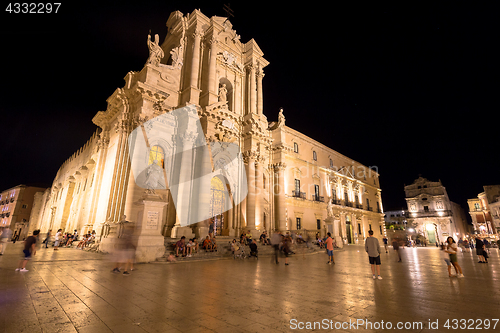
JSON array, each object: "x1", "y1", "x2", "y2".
[
  {"x1": 218, "y1": 83, "x2": 228, "y2": 103},
  {"x1": 146, "y1": 33, "x2": 164, "y2": 67},
  {"x1": 277, "y1": 108, "x2": 285, "y2": 128},
  {"x1": 327, "y1": 197, "x2": 334, "y2": 217}
]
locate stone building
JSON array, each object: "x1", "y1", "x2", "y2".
[
  {"x1": 0, "y1": 185, "x2": 46, "y2": 240},
  {"x1": 383, "y1": 209, "x2": 409, "y2": 229},
  {"x1": 467, "y1": 185, "x2": 500, "y2": 236},
  {"x1": 29, "y1": 9, "x2": 384, "y2": 259},
  {"x1": 405, "y1": 177, "x2": 468, "y2": 244}
]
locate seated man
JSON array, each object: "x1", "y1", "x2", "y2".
[
  {"x1": 187, "y1": 237, "x2": 198, "y2": 257},
  {"x1": 259, "y1": 232, "x2": 269, "y2": 245},
  {"x1": 249, "y1": 240, "x2": 258, "y2": 258},
  {"x1": 245, "y1": 230, "x2": 252, "y2": 245},
  {"x1": 202, "y1": 236, "x2": 212, "y2": 252},
  {"x1": 175, "y1": 236, "x2": 186, "y2": 257}
]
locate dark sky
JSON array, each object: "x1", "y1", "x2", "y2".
[{"x1": 1, "y1": 1, "x2": 498, "y2": 214}]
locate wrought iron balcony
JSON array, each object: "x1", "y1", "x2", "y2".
[
  {"x1": 292, "y1": 190, "x2": 306, "y2": 199},
  {"x1": 312, "y1": 195, "x2": 325, "y2": 202}
]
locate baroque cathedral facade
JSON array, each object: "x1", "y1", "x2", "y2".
[{"x1": 29, "y1": 9, "x2": 385, "y2": 251}]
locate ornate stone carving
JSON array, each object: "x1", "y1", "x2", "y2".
[
  {"x1": 146, "y1": 33, "x2": 164, "y2": 67},
  {"x1": 273, "y1": 162, "x2": 287, "y2": 171}
]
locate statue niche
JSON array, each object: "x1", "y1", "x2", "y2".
[{"x1": 218, "y1": 78, "x2": 233, "y2": 111}]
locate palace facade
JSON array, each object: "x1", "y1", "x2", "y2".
[
  {"x1": 28, "y1": 9, "x2": 385, "y2": 252},
  {"x1": 405, "y1": 177, "x2": 469, "y2": 243}
]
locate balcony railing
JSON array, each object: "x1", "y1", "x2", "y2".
[
  {"x1": 312, "y1": 195, "x2": 325, "y2": 202},
  {"x1": 408, "y1": 210, "x2": 452, "y2": 218},
  {"x1": 292, "y1": 190, "x2": 306, "y2": 199}
]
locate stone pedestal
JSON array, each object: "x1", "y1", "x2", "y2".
[
  {"x1": 134, "y1": 193, "x2": 168, "y2": 262},
  {"x1": 325, "y1": 216, "x2": 343, "y2": 249},
  {"x1": 170, "y1": 225, "x2": 195, "y2": 239},
  {"x1": 195, "y1": 226, "x2": 208, "y2": 240}
]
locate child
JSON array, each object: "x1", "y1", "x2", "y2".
[{"x1": 166, "y1": 252, "x2": 176, "y2": 262}]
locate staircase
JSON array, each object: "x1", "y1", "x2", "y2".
[{"x1": 157, "y1": 236, "x2": 323, "y2": 262}]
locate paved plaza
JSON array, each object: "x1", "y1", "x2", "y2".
[{"x1": 1, "y1": 243, "x2": 499, "y2": 333}]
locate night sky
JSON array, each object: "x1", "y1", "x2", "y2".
[{"x1": 2, "y1": 1, "x2": 498, "y2": 216}]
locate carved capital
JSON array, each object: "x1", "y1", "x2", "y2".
[{"x1": 273, "y1": 162, "x2": 287, "y2": 172}]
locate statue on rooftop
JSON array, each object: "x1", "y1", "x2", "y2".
[{"x1": 146, "y1": 33, "x2": 164, "y2": 67}]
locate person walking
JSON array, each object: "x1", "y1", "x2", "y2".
[
  {"x1": 365, "y1": 230, "x2": 382, "y2": 280},
  {"x1": 445, "y1": 237, "x2": 464, "y2": 277},
  {"x1": 383, "y1": 236, "x2": 388, "y2": 253},
  {"x1": 475, "y1": 236, "x2": 486, "y2": 263},
  {"x1": 15, "y1": 230, "x2": 40, "y2": 272},
  {"x1": 271, "y1": 232, "x2": 282, "y2": 264},
  {"x1": 392, "y1": 237, "x2": 402, "y2": 262},
  {"x1": 43, "y1": 229, "x2": 52, "y2": 248},
  {"x1": 0, "y1": 227, "x2": 13, "y2": 255},
  {"x1": 283, "y1": 233, "x2": 292, "y2": 266},
  {"x1": 54, "y1": 229, "x2": 62, "y2": 251},
  {"x1": 325, "y1": 232, "x2": 335, "y2": 264}
]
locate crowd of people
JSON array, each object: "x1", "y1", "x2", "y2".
[{"x1": 3, "y1": 223, "x2": 499, "y2": 281}]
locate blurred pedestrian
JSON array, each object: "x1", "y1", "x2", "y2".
[
  {"x1": 365, "y1": 230, "x2": 382, "y2": 279},
  {"x1": 392, "y1": 237, "x2": 401, "y2": 262},
  {"x1": 111, "y1": 223, "x2": 136, "y2": 275},
  {"x1": 54, "y1": 229, "x2": 62, "y2": 251},
  {"x1": 383, "y1": 236, "x2": 388, "y2": 253},
  {"x1": 475, "y1": 237, "x2": 486, "y2": 263},
  {"x1": 0, "y1": 227, "x2": 13, "y2": 255},
  {"x1": 283, "y1": 233, "x2": 292, "y2": 266},
  {"x1": 15, "y1": 230, "x2": 40, "y2": 272},
  {"x1": 271, "y1": 232, "x2": 281, "y2": 264},
  {"x1": 43, "y1": 229, "x2": 51, "y2": 248}
]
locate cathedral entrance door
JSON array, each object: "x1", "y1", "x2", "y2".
[
  {"x1": 346, "y1": 222, "x2": 353, "y2": 244},
  {"x1": 209, "y1": 177, "x2": 226, "y2": 236},
  {"x1": 427, "y1": 229, "x2": 436, "y2": 244}
]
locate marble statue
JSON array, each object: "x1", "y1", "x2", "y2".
[{"x1": 218, "y1": 84, "x2": 228, "y2": 102}]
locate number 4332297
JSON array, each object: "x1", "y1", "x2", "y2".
[{"x1": 6, "y1": 3, "x2": 61, "y2": 13}]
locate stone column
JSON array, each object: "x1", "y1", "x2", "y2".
[
  {"x1": 170, "y1": 131, "x2": 196, "y2": 239},
  {"x1": 88, "y1": 130, "x2": 110, "y2": 235},
  {"x1": 256, "y1": 65, "x2": 264, "y2": 115},
  {"x1": 207, "y1": 36, "x2": 218, "y2": 104},
  {"x1": 255, "y1": 158, "x2": 263, "y2": 231},
  {"x1": 186, "y1": 29, "x2": 203, "y2": 104},
  {"x1": 273, "y1": 163, "x2": 287, "y2": 231},
  {"x1": 248, "y1": 65, "x2": 257, "y2": 114},
  {"x1": 190, "y1": 30, "x2": 202, "y2": 88},
  {"x1": 245, "y1": 154, "x2": 256, "y2": 231}
]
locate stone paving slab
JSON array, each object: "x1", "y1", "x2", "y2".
[{"x1": 1, "y1": 243, "x2": 500, "y2": 332}]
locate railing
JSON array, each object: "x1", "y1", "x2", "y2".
[
  {"x1": 292, "y1": 190, "x2": 306, "y2": 199},
  {"x1": 408, "y1": 210, "x2": 452, "y2": 218},
  {"x1": 312, "y1": 195, "x2": 325, "y2": 202}
]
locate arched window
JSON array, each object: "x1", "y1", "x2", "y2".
[
  {"x1": 313, "y1": 151, "x2": 317, "y2": 161},
  {"x1": 329, "y1": 159, "x2": 333, "y2": 168},
  {"x1": 149, "y1": 145, "x2": 165, "y2": 168},
  {"x1": 293, "y1": 142, "x2": 299, "y2": 153}
]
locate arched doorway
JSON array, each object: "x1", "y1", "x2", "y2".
[
  {"x1": 345, "y1": 215, "x2": 354, "y2": 244},
  {"x1": 209, "y1": 177, "x2": 226, "y2": 236}
]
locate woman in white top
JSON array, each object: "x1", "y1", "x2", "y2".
[{"x1": 445, "y1": 237, "x2": 463, "y2": 277}]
